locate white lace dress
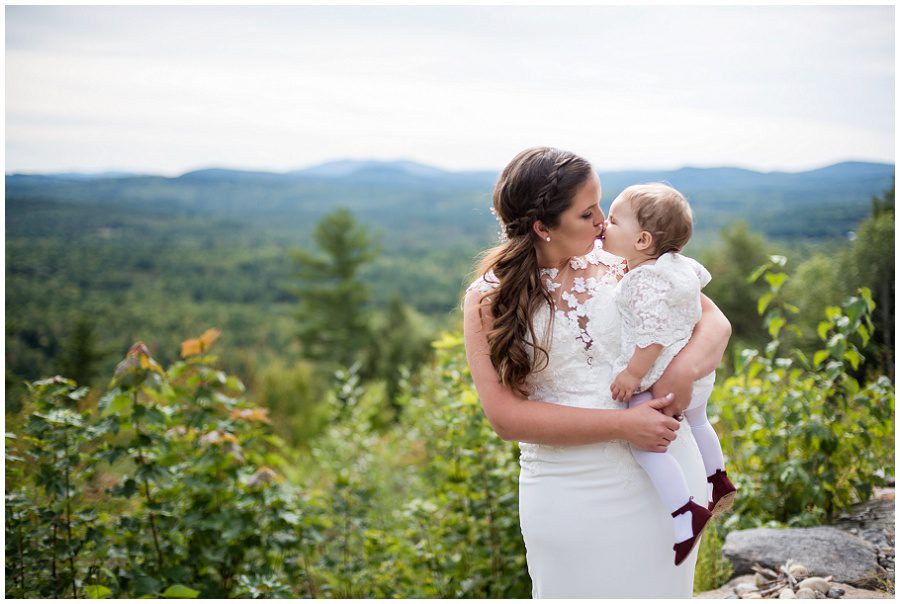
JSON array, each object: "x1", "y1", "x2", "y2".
[
  {"x1": 469, "y1": 241, "x2": 706, "y2": 598},
  {"x1": 612, "y1": 252, "x2": 716, "y2": 396}
]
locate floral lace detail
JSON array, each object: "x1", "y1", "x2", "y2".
[
  {"x1": 612, "y1": 253, "x2": 711, "y2": 391},
  {"x1": 534, "y1": 245, "x2": 624, "y2": 366},
  {"x1": 467, "y1": 242, "x2": 637, "y2": 475},
  {"x1": 467, "y1": 271, "x2": 500, "y2": 296}
]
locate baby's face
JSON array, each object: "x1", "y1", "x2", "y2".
[{"x1": 602, "y1": 196, "x2": 643, "y2": 258}]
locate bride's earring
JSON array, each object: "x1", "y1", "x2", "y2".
[{"x1": 546, "y1": 236, "x2": 551, "y2": 242}]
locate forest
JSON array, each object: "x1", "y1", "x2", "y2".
[{"x1": 5, "y1": 160, "x2": 895, "y2": 597}]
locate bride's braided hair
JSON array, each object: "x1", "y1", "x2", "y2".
[{"x1": 475, "y1": 147, "x2": 594, "y2": 396}]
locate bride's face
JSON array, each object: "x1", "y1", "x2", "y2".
[{"x1": 546, "y1": 172, "x2": 605, "y2": 257}]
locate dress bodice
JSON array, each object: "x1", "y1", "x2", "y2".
[
  {"x1": 467, "y1": 241, "x2": 649, "y2": 477},
  {"x1": 468, "y1": 241, "x2": 627, "y2": 411}
]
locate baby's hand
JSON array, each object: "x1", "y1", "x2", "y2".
[{"x1": 611, "y1": 370, "x2": 641, "y2": 402}]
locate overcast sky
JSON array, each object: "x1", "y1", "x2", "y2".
[{"x1": 5, "y1": 5, "x2": 895, "y2": 175}]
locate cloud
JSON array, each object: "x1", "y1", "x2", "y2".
[{"x1": 5, "y1": 5, "x2": 894, "y2": 173}]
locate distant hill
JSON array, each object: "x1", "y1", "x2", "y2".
[
  {"x1": 5, "y1": 158, "x2": 894, "y2": 387},
  {"x1": 6, "y1": 159, "x2": 894, "y2": 245},
  {"x1": 9, "y1": 158, "x2": 892, "y2": 191},
  {"x1": 293, "y1": 159, "x2": 454, "y2": 179}
]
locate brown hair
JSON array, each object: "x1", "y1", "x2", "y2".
[
  {"x1": 474, "y1": 147, "x2": 594, "y2": 396},
  {"x1": 621, "y1": 183, "x2": 693, "y2": 256}
]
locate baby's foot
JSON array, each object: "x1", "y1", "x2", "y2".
[
  {"x1": 672, "y1": 497, "x2": 712, "y2": 566},
  {"x1": 707, "y1": 469, "x2": 737, "y2": 517}
]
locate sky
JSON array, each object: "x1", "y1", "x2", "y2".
[{"x1": 5, "y1": 5, "x2": 895, "y2": 175}]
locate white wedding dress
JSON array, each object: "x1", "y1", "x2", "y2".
[{"x1": 470, "y1": 241, "x2": 707, "y2": 598}]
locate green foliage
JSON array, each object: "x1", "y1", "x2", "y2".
[
  {"x1": 393, "y1": 332, "x2": 528, "y2": 597},
  {"x1": 365, "y1": 297, "x2": 435, "y2": 420},
  {"x1": 700, "y1": 221, "x2": 773, "y2": 347},
  {"x1": 7, "y1": 328, "x2": 528, "y2": 598},
  {"x1": 7, "y1": 335, "x2": 308, "y2": 598},
  {"x1": 287, "y1": 332, "x2": 529, "y2": 597},
  {"x1": 781, "y1": 253, "x2": 843, "y2": 352},
  {"x1": 842, "y1": 188, "x2": 894, "y2": 372},
  {"x1": 289, "y1": 208, "x2": 380, "y2": 369},
  {"x1": 249, "y1": 356, "x2": 329, "y2": 447},
  {"x1": 713, "y1": 262, "x2": 894, "y2": 528},
  {"x1": 58, "y1": 316, "x2": 104, "y2": 388},
  {"x1": 693, "y1": 522, "x2": 733, "y2": 594}
]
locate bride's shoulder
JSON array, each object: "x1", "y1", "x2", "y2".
[{"x1": 466, "y1": 270, "x2": 499, "y2": 295}]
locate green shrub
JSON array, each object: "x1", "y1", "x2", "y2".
[
  {"x1": 6, "y1": 333, "x2": 307, "y2": 598},
  {"x1": 713, "y1": 257, "x2": 894, "y2": 529},
  {"x1": 693, "y1": 522, "x2": 733, "y2": 594}
]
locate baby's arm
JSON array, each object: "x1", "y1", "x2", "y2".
[{"x1": 611, "y1": 344, "x2": 663, "y2": 402}]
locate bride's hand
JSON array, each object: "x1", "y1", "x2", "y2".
[{"x1": 621, "y1": 394, "x2": 680, "y2": 452}]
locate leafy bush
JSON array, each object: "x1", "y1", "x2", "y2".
[
  {"x1": 6, "y1": 328, "x2": 528, "y2": 598},
  {"x1": 6, "y1": 331, "x2": 306, "y2": 598},
  {"x1": 713, "y1": 257, "x2": 894, "y2": 529},
  {"x1": 694, "y1": 522, "x2": 733, "y2": 594},
  {"x1": 8, "y1": 271, "x2": 892, "y2": 597}
]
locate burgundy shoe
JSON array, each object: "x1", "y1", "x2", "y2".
[
  {"x1": 672, "y1": 497, "x2": 713, "y2": 566},
  {"x1": 707, "y1": 469, "x2": 737, "y2": 517}
]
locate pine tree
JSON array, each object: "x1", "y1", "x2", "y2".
[
  {"x1": 59, "y1": 317, "x2": 101, "y2": 386},
  {"x1": 290, "y1": 208, "x2": 379, "y2": 370}
]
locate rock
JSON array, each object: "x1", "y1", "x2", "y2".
[
  {"x1": 798, "y1": 577, "x2": 831, "y2": 592},
  {"x1": 789, "y1": 563, "x2": 810, "y2": 579},
  {"x1": 829, "y1": 580, "x2": 892, "y2": 598},
  {"x1": 832, "y1": 490, "x2": 895, "y2": 587},
  {"x1": 826, "y1": 587, "x2": 844, "y2": 598},
  {"x1": 695, "y1": 574, "x2": 757, "y2": 599},
  {"x1": 695, "y1": 575, "x2": 893, "y2": 600},
  {"x1": 796, "y1": 587, "x2": 815, "y2": 598},
  {"x1": 723, "y1": 526, "x2": 886, "y2": 588},
  {"x1": 734, "y1": 582, "x2": 757, "y2": 596},
  {"x1": 779, "y1": 588, "x2": 796, "y2": 598}
]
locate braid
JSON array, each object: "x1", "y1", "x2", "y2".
[
  {"x1": 534, "y1": 156, "x2": 573, "y2": 219},
  {"x1": 504, "y1": 156, "x2": 577, "y2": 239},
  {"x1": 474, "y1": 147, "x2": 593, "y2": 396}
]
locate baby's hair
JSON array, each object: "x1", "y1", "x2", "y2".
[{"x1": 619, "y1": 183, "x2": 693, "y2": 256}]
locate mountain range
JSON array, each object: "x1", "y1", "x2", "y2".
[
  {"x1": 7, "y1": 158, "x2": 893, "y2": 188},
  {"x1": 7, "y1": 159, "x2": 895, "y2": 247}
]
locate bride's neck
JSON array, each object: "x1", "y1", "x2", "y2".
[{"x1": 535, "y1": 246, "x2": 570, "y2": 271}]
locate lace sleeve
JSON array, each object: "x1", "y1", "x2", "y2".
[
  {"x1": 681, "y1": 254, "x2": 711, "y2": 288},
  {"x1": 466, "y1": 270, "x2": 500, "y2": 302},
  {"x1": 619, "y1": 269, "x2": 685, "y2": 349}
]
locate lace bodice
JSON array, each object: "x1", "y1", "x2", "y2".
[
  {"x1": 468, "y1": 240, "x2": 640, "y2": 474},
  {"x1": 468, "y1": 240, "x2": 627, "y2": 410},
  {"x1": 612, "y1": 252, "x2": 711, "y2": 391}
]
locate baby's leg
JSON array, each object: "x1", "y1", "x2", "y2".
[
  {"x1": 628, "y1": 392, "x2": 694, "y2": 542},
  {"x1": 683, "y1": 381, "x2": 725, "y2": 477}
]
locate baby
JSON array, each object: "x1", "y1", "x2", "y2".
[{"x1": 601, "y1": 183, "x2": 736, "y2": 566}]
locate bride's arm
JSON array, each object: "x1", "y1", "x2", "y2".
[
  {"x1": 463, "y1": 287, "x2": 680, "y2": 450},
  {"x1": 650, "y1": 293, "x2": 731, "y2": 415}
]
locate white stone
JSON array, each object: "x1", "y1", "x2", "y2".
[
  {"x1": 798, "y1": 577, "x2": 831, "y2": 593},
  {"x1": 779, "y1": 588, "x2": 797, "y2": 599}
]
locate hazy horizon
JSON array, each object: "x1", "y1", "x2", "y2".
[
  {"x1": 5, "y1": 156, "x2": 896, "y2": 179},
  {"x1": 7, "y1": 6, "x2": 894, "y2": 175}
]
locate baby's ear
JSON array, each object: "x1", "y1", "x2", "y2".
[{"x1": 635, "y1": 230, "x2": 654, "y2": 252}]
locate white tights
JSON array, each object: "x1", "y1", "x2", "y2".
[{"x1": 628, "y1": 377, "x2": 724, "y2": 542}]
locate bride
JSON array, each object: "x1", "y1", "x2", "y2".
[{"x1": 463, "y1": 147, "x2": 731, "y2": 597}]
